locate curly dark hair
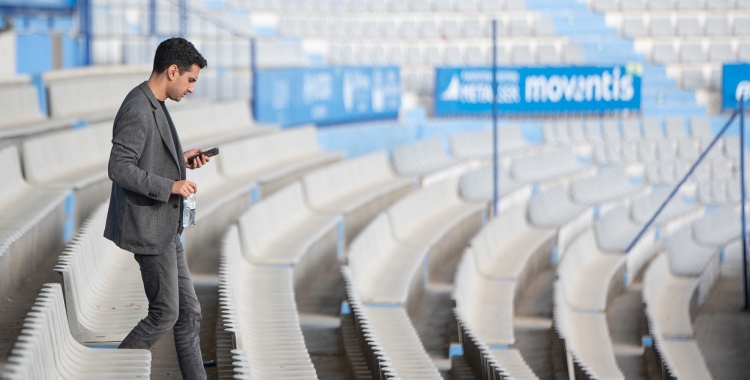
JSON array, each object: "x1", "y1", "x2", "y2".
[{"x1": 152, "y1": 37, "x2": 207, "y2": 74}]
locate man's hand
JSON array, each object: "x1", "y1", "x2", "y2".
[
  {"x1": 172, "y1": 180, "x2": 197, "y2": 197},
  {"x1": 184, "y1": 148, "x2": 209, "y2": 170}
]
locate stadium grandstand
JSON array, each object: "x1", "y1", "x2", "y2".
[{"x1": 1, "y1": 0, "x2": 750, "y2": 378}]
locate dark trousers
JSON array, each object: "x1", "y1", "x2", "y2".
[{"x1": 119, "y1": 234, "x2": 206, "y2": 380}]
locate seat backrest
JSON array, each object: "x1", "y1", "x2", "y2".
[
  {"x1": 219, "y1": 126, "x2": 321, "y2": 178},
  {"x1": 0, "y1": 79, "x2": 44, "y2": 129},
  {"x1": 303, "y1": 151, "x2": 396, "y2": 209},
  {"x1": 0, "y1": 145, "x2": 30, "y2": 201},
  {"x1": 692, "y1": 206, "x2": 740, "y2": 247},
  {"x1": 22, "y1": 122, "x2": 111, "y2": 185},
  {"x1": 602, "y1": 119, "x2": 620, "y2": 141},
  {"x1": 527, "y1": 184, "x2": 575, "y2": 226},
  {"x1": 570, "y1": 167, "x2": 631, "y2": 205},
  {"x1": 511, "y1": 147, "x2": 583, "y2": 183},
  {"x1": 470, "y1": 203, "x2": 528, "y2": 276},
  {"x1": 664, "y1": 118, "x2": 687, "y2": 140},
  {"x1": 346, "y1": 213, "x2": 400, "y2": 284},
  {"x1": 621, "y1": 119, "x2": 641, "y2": 141},
  {"x1": 388, "y1": 179, "x2": 461, "y2": 241},
  {"x1": 237, "y1": 182, "x2": 310, "y2": 260},
  {"x1": 392, "y1": 137, "x2": 446, "y2": 173},
  {"x1": 665, "y1": 225, "x2": 716, "y2": 276},
  {"x1": 594, "y1": 205, "x2": 633, "y2": 252}
]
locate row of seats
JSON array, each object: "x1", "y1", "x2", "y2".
[
  {"x1": 43, "y1": 65, "x2": 151, "y2": 121},
  {"x1": 329, "y1": 40, "x2": 586, "y2": 68},
  {"x1": 0, "y1": 284, "x2": 152, "y2": 379},
  {"x1": 642, "y1": 206, "x2": 741, "y2": 378},
  {"x1": 0, "y1": 146, "x2": 69, "y2": 306},
  {"x1": 217, "y1": 151, "x2": 426, "y2": 376},
  {"x1": 617, "y1": 14, "x2": 750, "y2": 38},
  {"x1": 219, "y1": 225, "x2": 318, "y2": 379},
  {"x1": 590, "y1": 0, "x2": 750, "y2": 11},
  {"x1": 277, "y1": 15, "x2": 556, "y2": 40},
  {"x1": 20, "y1": 101, "x2": 274, "y2": 237},
  {"x1": 642, "y1": 39, "x2": 750, "y2": 64},
  {"x1": 244, "y1": 0, "x2": 528, "y2": 13}
]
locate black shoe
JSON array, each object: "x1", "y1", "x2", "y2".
[{"x1": 203, "y1": 360, "x2": 217, "y2": 367}]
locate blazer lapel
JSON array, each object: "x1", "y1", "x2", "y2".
[{"x1": 139, "y1": 82, "x2": 181, "y2": 174}]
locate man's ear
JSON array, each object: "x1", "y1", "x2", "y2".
[{"x1": 167, "y1": 64, "x2": 179, "y2": 81}]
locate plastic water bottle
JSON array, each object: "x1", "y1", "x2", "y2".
[{"x1": 183, "y1": 194, "x2": 196, "y2": 229}]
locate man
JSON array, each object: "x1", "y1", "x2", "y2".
[{"x1": 104, "y1": 37, "x2": 210, "y2": 380}]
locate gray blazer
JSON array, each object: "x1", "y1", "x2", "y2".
[{"x1": 104, "y1": 81, "x2": 186, "y2": 255}]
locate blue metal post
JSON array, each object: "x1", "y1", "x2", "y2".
[
  {"x1": 491, "y1": 19, "x2": 499, "y2": 217},
  {"x1": 625, "y1": 109, "x2": 739, "y2": 253},
  {"x1": 741, "y1": 96, "x2": 749, "y2": 310},
  {"x1": 250, "y1": 38, "x2": 256, "y2": 121},
  {"x1": 79, "y1": 0, "x2": 91, "y2": 65},
  {"x1": 149, "y1": 0, "x2": 156, "y2": 36},
  {"x1": 179, "y1": 0, "x2": 187, "y2": 38}
]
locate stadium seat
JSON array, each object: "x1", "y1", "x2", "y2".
[
  {"x1": 676, "y1": 16, "x2": 702, "y2": 37},
  {"x1": 392, "y1": 137, "x2": 463, "y2": 179},
  {"x1": 705, "y1": 16, "x2": 731, "y2": 36},
  {"x1": 237, "y1": 182, "x2": 342, "y2": 291},
  {"x1": 0, "y1": 145, "x2": 68, "y2": 304},
  {"x1": 569, "y1": 167, "x2": 646, "y2": 206},
  {"x1": 458, "y1": 164, "x2": 531, "y2": 208},
  {"x1": 54, "y1": 203, "x2": 147, "y2": 343},
  {"x1": 343, "y1": 286, "x2": 442, "y2": 379},
  {"x1": 219, "y1": 225, "x2": 317, "y2": 379},
  {"x1": 218, "y1": 126, "x2": 344, "y2": 198},
  {"x1": 642, "y1": 254, "x2": 714, "y2": 379},
  {"x1": 301, "y1": 152, "x2": 416, "y2": 241},
  {"x1": 1, "y1": 284, "x2": 151, "y2": 379},
  {"x1": 510, "y1": 147, "x2": 592, "y2": 184},
  {"x1": 553, "y1": 283, "x2": 625, "y2": 380},
  {"x1": 453, "y1": 251, "x2": 515, "y2": 345},
  {"x1": 386, "y1": 179, "x2": 486, "y2": 277},
  {"x1": 450, "y1": 125, "x2": 529, "y2": 159}
]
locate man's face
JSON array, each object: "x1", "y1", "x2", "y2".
[{"x1": 167, "y1": 64, "x2": 200, "y2": 102}]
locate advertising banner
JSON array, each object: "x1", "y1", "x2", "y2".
[
  {"x1": 722, "y1": 64, "x2": 750, "y2": 110},
  {"x1": 254, "y1": 66, "x2": 401, "y2": 126},
  {"x1": 0, "y1": 0, "x2": 77, "y2": 9},
  {"x1": 434, "y1": 65, "x2": 642, "y2": 116}
]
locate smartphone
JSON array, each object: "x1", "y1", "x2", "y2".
[{"x1": 188, "y1": 147, "x2": 219, "y2": 164}]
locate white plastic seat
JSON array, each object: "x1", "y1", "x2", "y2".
[
  {"x1": 458, "y1": 164, "x2": 529, "y2": 205},
  {"x1": 302, "y1": 152, "x2": 416, "y2": 241},
  {"x1": 706, "y1": 17, "x2": 731, "y2": 36},
  {"x1": 692, "y1": 206, "x2": 741, "y2": 247},
  {"x1": 584, "y1": 119, "x2": 603, "y2": 143},
  {"x1": 622, "y1": 17, "x2": 647, "y2": 38},
  {"x1": 237, "y1": 182, "x2": 341, "y2": 290},
  {"x1": 471, "y1": 203, "x2": 555, "y2": 281},
  {"x1": 392, "y1": 137, "x2": 462, "y2": 178},
  {"x1": 454, "y1": 251, "x2": 515, "y2": 345},
  {"x1": 570, "y1": 167, "x2": 645, "y2": 206},
  {"x1": 621, "y1": 119, "x2": 641, "y2": 142},
  {"x1": 509, "y1": 17, "x2": 530, "y2": 37},
  {"x1": 735, "y1": 16, "x2": 750, "y2": 35},
  {"x1": 537, "y1": 44, "x2": 560, "y2": 65},
  {"x1": 681, "y1": 68, "x2": 705, "y2": 89},
  {"x1": 535, "y1": 18, "x2": 556, "y2": 36},
  {"x1": 651, "y1": 0, "x2": 676, "y2": 9},
  {"x1": 54, "y1": 203, "x2": 148, "y2": 343},
  {"x1": 680, "y1": 42, "x2": 706, "y2": 62},
  {"x1": 511, "y1": 147, "x2": 591, "y2": 184},
  {"x1": 450, "y1": 126, "x2": 529, "y2": 159},
  {"x1": 650, "y1": 17, "x2": 674, "y2": 37},
  {"x1": 708, "y1": 0, "x2": 733, "y2": 9},
  {"x1": 676, "y1": 16, "x2": 702, "y2": 36},
  {"x1": 2, "y1": 283, "x2": 151, "y2": 379},
  {"x1": 344, "y1": 293, "x2": 442, "y2": 379},
  {"x1": 218, "y1": 126, "x2": 344, "y2": 198},
  {"x1": 528, "y1": 185, "x2": 589, "y2": 228},
  {"x1": 511, "y1": 45, "x2": 534, "y2": 65},
  {"x1": 642, "y1": 117, "x2": 663, "y2": 140},
  {"x1": 219, "y1": 226, "x2": 317, "y2": 379},
  {"x1": 562, "y1": 44, "x2": 586, "y2": 64},
  {"x1": 553, "y1": 283, "x2": 625, "y2": 380},
  {"x1": 664, "y1": 226, "x2": 717, "y2": 276},
  {"x1": 709, "y1": 42, "x2": 735, "y2": 62},
  {"x1": 441, "y1": 19, "x2": 460, "y2": 38},
  {"x1": 653, "y1": 43, "x2": 678, "y2": 63},
  {"x1": 344, "y1": 214, "x2": 429, "y2": 306},
  {"x1": 0, "y1": 145, "x2": 69, "y2": 304},
  {"x1": 592, "y1": 0, "x2": 618, "y2": 11},
  {"x1": 664, "y1": 118, "x2": 687, "y2": 140}
]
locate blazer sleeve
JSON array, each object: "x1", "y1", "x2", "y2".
[{"x1": 108, "y1": 104, "x2": 175, "y2": 203}]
